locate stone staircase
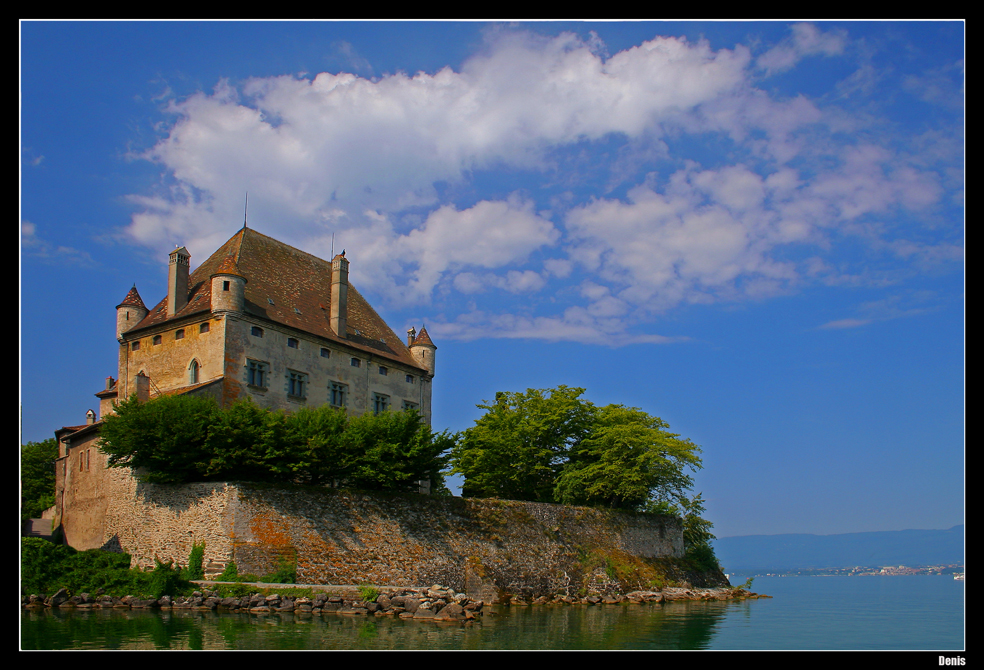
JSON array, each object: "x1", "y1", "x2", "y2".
[
  {"x1": 22, "y1": 519, "x2": 54, "y2": 541},
  {"x1": 204, "y1": 558, "x2": 231, "y2": 579}
]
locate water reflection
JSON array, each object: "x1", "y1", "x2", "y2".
[{"x1": 22, "y1": 600, "x2": 739, "y2": 650}]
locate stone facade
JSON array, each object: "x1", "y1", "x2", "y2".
[{"x1": 92, "y1": 480, "x2": 685, "y2": 601}]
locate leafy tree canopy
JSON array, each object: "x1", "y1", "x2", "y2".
[
  {"x1": 451, "y1": 386, "x2": 703, "y2": 513},
  {"x1": 98, "y1": 393, "x2": 454, "y2": 493},
  {"x1": 453, "y1": 386, "x2": 595, "y2": 502},
  {"x1": 21, "y1": 438, "x2": 58, "y2": 521}
]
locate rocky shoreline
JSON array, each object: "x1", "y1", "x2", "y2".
[{"x1": 22, "y1": 583, "x2": 769, "y2": 621}]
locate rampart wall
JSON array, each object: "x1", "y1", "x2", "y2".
[{"x1": 96, "y1": 480, "x2": 686, "y2": 601}]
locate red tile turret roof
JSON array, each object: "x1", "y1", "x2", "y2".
[
  {"x1": 411, "y1": 325, "x2": 436, "y2": 348},
  {"x1": 116, "y1": 285, "x2": 147, "y2": 310}
]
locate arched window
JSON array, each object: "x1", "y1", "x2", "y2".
[{"x1": 189, "y1": 359, "x2": 200, "y2": 385}]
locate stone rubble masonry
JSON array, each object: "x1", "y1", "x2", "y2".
[{"x1": 91, "y1": 476, "x2": 685, "y2": 601}]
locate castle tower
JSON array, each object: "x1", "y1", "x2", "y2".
[
  {"x1": 330, "y1": 252, "x2": 349, "y2": 337},
  {"x1": 167, "y1": 246, "x2": 191, "y2": 317},
  {"x1": 210, "y1": 256, "x2": 247, "y2": 315},
  {"x1": 409, "y1": 325, "x2": 436, "y2": 376},
  {"x1": 116, "y1": 285, "x2": 148, "y2": 341}
]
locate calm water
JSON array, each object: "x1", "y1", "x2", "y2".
[{"x1": 21, "y1": 576, "x2": 964, "y2": 650}]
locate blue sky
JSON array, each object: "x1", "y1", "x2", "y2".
[{"x1": 20, "y1": 20, "x2": 963, "y2": 538}]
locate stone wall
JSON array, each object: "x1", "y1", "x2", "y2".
[{"x1": 95, "y1": 480, "x2": 685, "y2": 600}]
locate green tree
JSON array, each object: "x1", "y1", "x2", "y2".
[
  {"x1": 451, "y1": 386, "x2": 595, "y2": 502},
  {"x1": 202, "y1": 398, "x2": 278, "y2": 482},
  {"x1": 452, "y1": 386, "x2": 703, "y2": 513},
  {"x1": 97, "y1": 393, "x2": 454, "y2": 492},
  {"x1": 343, "y1": 409, "x2": 455, "y2": 493},
  {"x1": 554, "y1": 404, "x2": 702, "y2": 510},
  {"x1": 21, "y1": 438, "x2": 59, "y2": 521},
  {"x1": 99, "y1": 393, "x2": 220, "y2": 483}
]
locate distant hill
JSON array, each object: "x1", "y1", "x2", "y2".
[{"x1": 711, "y1": 525, "x2": 964, "y2": 572}]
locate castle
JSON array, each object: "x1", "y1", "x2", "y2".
[{"x1": 52, "y1": 226, "x2": 437, "y2": 551}]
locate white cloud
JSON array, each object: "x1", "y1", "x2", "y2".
[
  {"x1": 116, "y1": 25, "x2": 961, "y2": 345},
  {"x1": 757, "y1": 23, "x2": 847, "y2": 76},
  {"x1": 21, "y1": 221, "x2": 94, "y2": 266}
]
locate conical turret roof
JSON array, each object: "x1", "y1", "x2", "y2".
[
  {"x1": 411, "y1": 325, "x2": 436, "y2": 348},
  {"x1": 116, "y1": 285, "x2": 147, "y2": 310}
]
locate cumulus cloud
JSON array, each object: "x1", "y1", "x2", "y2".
[{"x1": 118, "y1": 25, "x2": 960, "y2": 345}]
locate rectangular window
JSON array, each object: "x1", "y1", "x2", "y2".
[
  {"x1": 402, "y1": 400, "x2": 418, "y2": 412},
  {"x1": 351, "y1": 358, "x2": 361, "y2": 368},
  {"x1": 175, "y1": 329, "x2": 185, "y2": 340},
  {"x1": 251, "y1": 326, "x2": 263, "y2": 337},
  {"x1": 131, "y1": 341, "x2": 140, "y2": 351},
  {"x1": 406, "y1": 374, "x2": 414, "y2": 384},
  {"x1": 320, "y1": 348, "x2": 331, "y2": 358},
  {"x1": 287, "y1": 337, "x2": 299, "y2": 349},
  {"x1": 287, "y1": 370, "x2": 307, "y2": 398},
  {"x1": 378, "y1": 366, "x2": 388, "y2": 376},
  {"x1": 372, "y1": 393, "x2": 390, "y2": 415},
  {"x1": 246, "y1": 359, "x2": 269, "y2": 388},
  {"x1": 329, "y1": 382, "x2": 347, "y2": 408},
  {"x1": 153, "y1": 335, "x2": 162, "y2": 345},
  {"x1": 200, "y1": 322, "x2": 210, "y2": 334},
  {"x1": 223, "y1": 281, "x2": 230, "y2": 291}
]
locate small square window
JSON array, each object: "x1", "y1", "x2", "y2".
[
  {"x1": 406, "y1": 374, "x2": 414, "y2": 384},
  {"x1": 200, "y1": 322, "x2": 210, "y2": 334},
  {"x1": 378, "y1": 366, "x2": 388, "y2": 376},
  {"x1": 175, "y1": 329, "x2": 185, "y2": 340},
  {"x1": 251, "y1": 326, "x2": 263, "y2": 338},
  {"x1": 288, "y1": 338, "x2": 299, "y2": 349},
  {"x1": 153, "y1": 335, "x2": 162, "y2": 345},
  {"x1": 351, "y1": 358, "x2": 361, "y2": 368},
  {"x1": 320, "y1": 348, "x2": 331, "y2": 358},
  {"x1": 131, "y1": 341, "x2": 140, "y2": 351}
]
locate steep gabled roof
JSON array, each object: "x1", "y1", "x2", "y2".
[{"x1": 128, "y1": 228, "x2": 424, "y2": 370}]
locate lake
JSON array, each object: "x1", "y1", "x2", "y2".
[{"x1": 20, "y1": 575, "x2": 964, "y2": 650}]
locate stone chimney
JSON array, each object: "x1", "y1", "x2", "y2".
[
  {"x1": 330, "y1": 252, "x2": 349, "y2": 338},
  {"x1": 134, "y1": 372, "x2": 151, "y2": 403},
  {"x1": 167, "y1": 246, "x2": 191, "y2": 317}
]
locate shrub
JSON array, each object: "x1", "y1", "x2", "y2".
[
  {"x1": 357, "y1": 584, "x2": 380, "y2": 603},
  {"x1": 262, "y1": 558, "x2": 296, "y2": 584},
  {"x1": 149, "y1": 558, "x2": 188, "y2": 599},
  {"x1": 21, "y1": 537, "x2": 76, "y2": 595},
  {"x1": 185, "y1": 541, "x2": 205, "y2": 580},
  {"x1": 217, "y1": 562, "x2": 239, "y2": 581}
]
